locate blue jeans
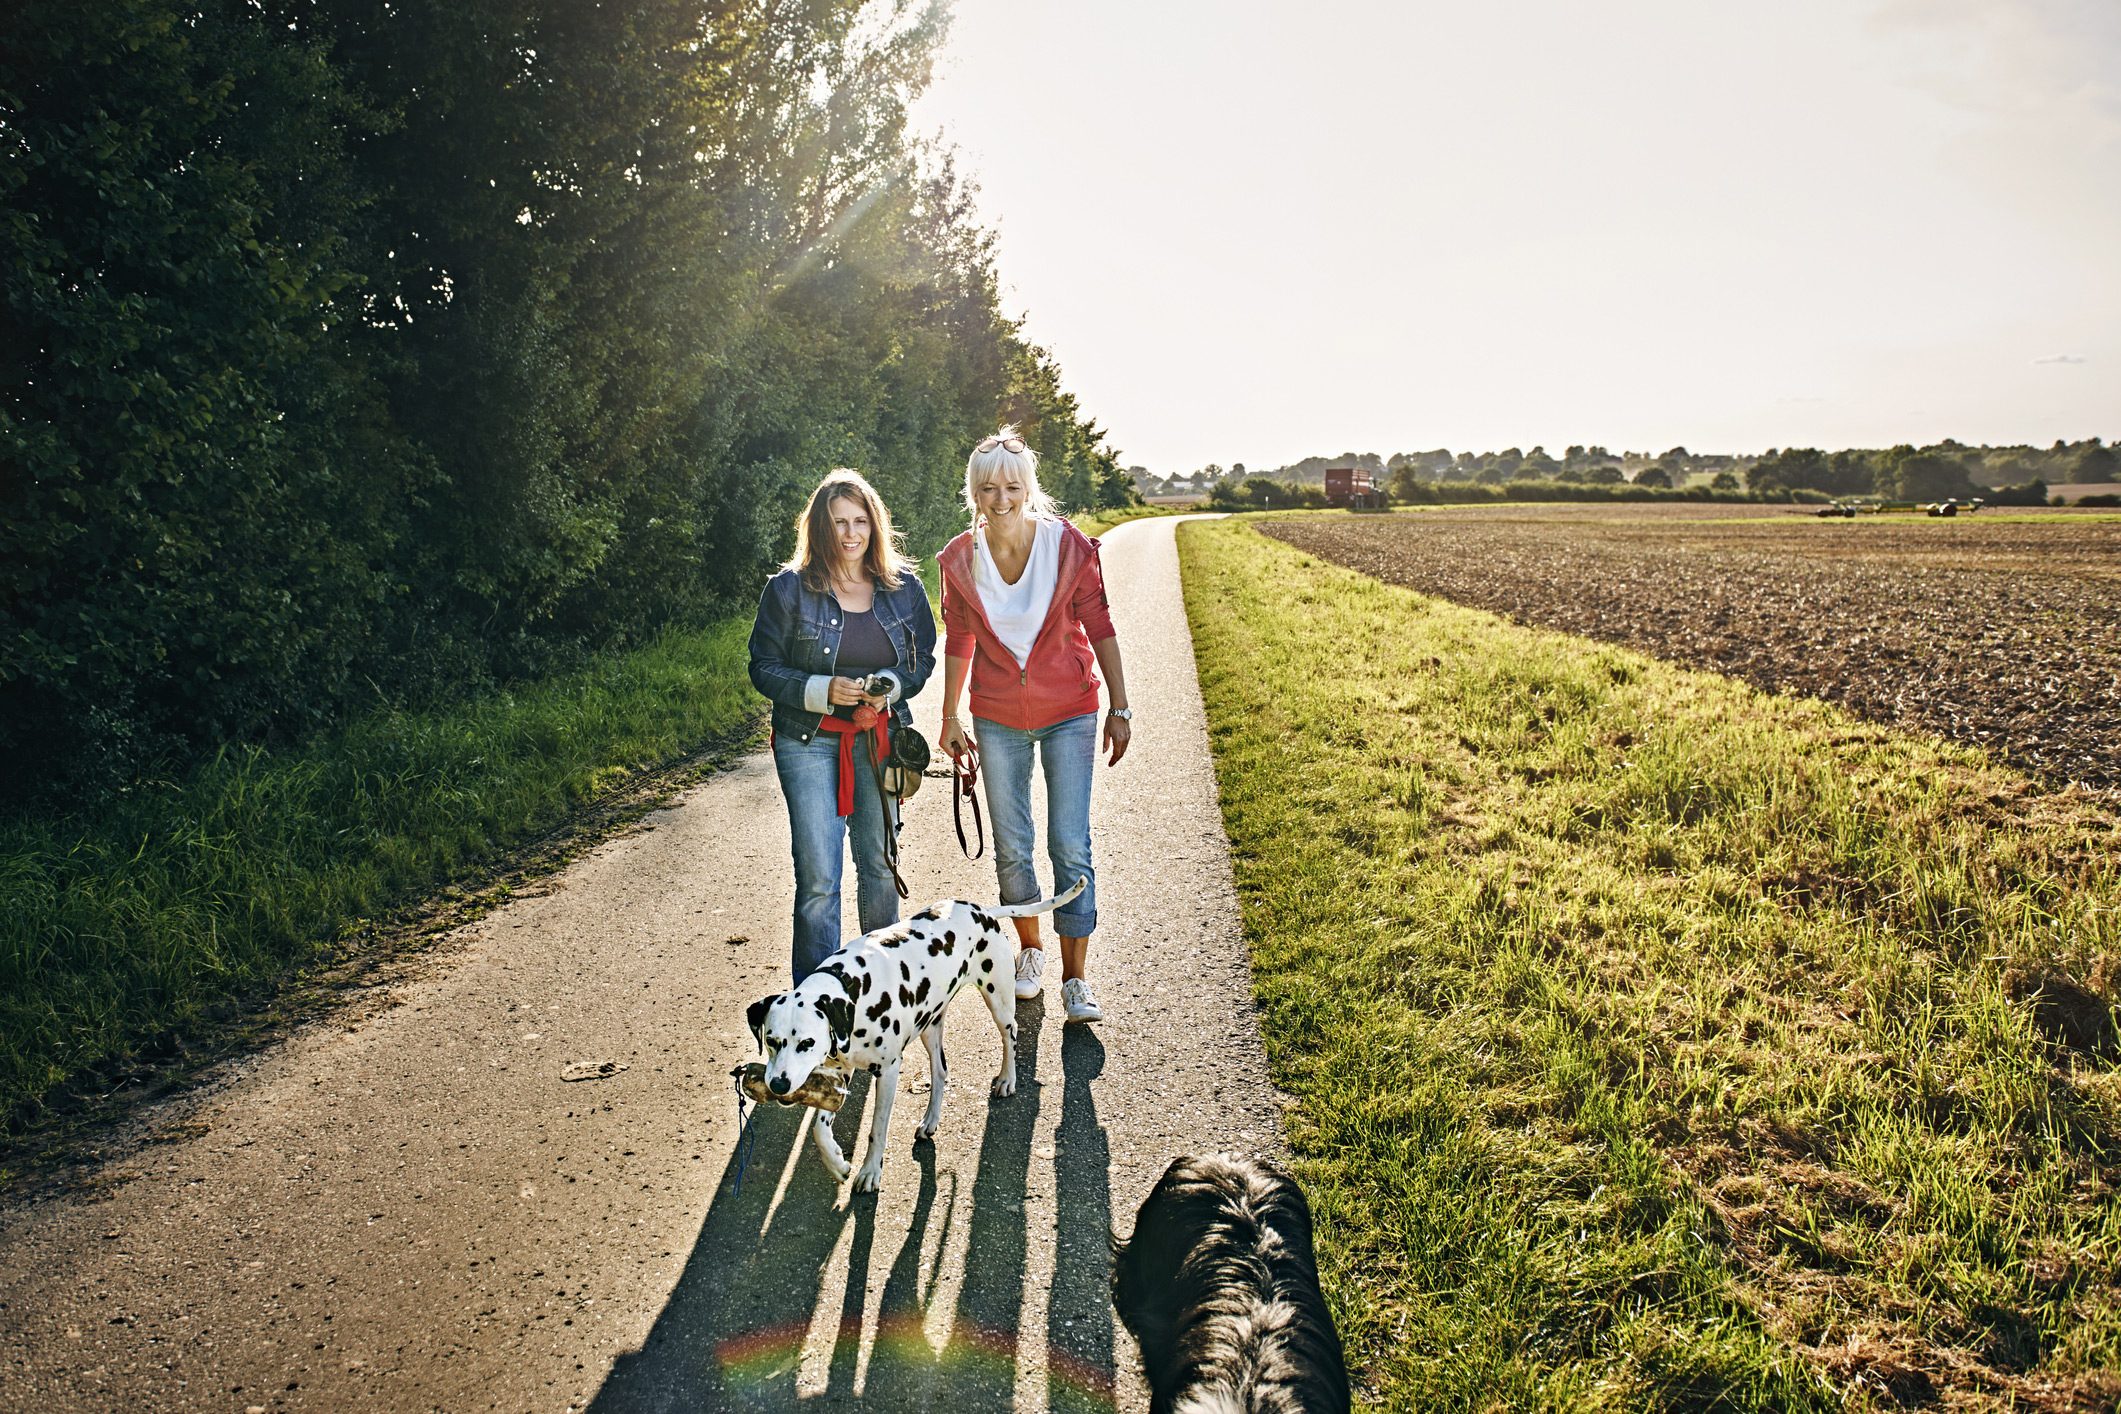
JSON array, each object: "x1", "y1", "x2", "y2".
[
  {"x1": 773, "y1": 731, "x2": 900, "y2": 981},
  {"x1": 976, "y1": 712, "x2": 1097, "y2": 938}
]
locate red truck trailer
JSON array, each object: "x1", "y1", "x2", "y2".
[{"x1": 1324, "y1": 466, "x2": 1383, "y2": 509}]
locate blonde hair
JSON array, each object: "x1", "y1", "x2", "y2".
[
  {"x1": 785, "y1": 469, "x2": 915, "y2": 592},
  {"x1": 963, "y1": 426, "x2": 1060, "y2": 520}
]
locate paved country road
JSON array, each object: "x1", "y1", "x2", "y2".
[{"x1": 0, "y1": 515, "x2": 1285, "y2": 1412}]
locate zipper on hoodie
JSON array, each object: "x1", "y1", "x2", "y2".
[{"x1": 947, "y1": 528, "x2": 1087, "y2": 722}]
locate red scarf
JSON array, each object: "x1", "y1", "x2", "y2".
[{"x1": 814, "y1": 706, "x2": 889, "y2": 816}]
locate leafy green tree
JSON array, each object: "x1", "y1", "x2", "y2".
[
  {"x1": 0, "y1": 0, "x2": 1116, "y2": 803},
  {"x1": 1, "y1": 0, "x2": 418, "y2": 785},
  {"x1": 1878, "y1": 445, "x2": 1976, "y2": 500},
  {"x1": 2073, "y1": 441, "x2": 2118, "y2": 482},
  {"x1": 1746, "y1": 447, "x2": 1873, "y2": 496}
]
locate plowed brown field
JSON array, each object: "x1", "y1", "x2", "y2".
[{"x1": 1259, "y1": 505, "x2": 2121, "y2": 793}]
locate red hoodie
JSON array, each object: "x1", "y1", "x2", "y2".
[{"x1": 938, "y1": 519, "x2": 1118, "y2": 731}]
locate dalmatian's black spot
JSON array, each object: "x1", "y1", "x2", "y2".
[
  {"x1": 861, "y1": 971, "x2": 874, "y2": 995},
  {"x1": 914, "y1": 905, "x2": 941, "y2": 921},
  {"x1": 981, "y1": 957, "x2": 993, "y2": 972},
  {"x1": 945, "y1": 930, "x2": 956, "y2": 946},
  {"x1": 899, "y1": 985, "x2": 916, "y2": 1008},
  {"x1": 795, "y1": 1037, "x2": 815, "y2": 1053},
  {"x1": 819, "y1": 995, "x2": 854, "y2": 1051},
  {"x1": 900, "y1": 961, "x2": 911, "y2": 982},
  {"x1": 866, "y1": 994, "x2": 891, "y2": 1023},
  {"x1": 868, "y1": 1063, "x2": 882, "y2": 1076},
  {"x1": 914, "y1": 975, "x2": 932, "y2": 1003}
]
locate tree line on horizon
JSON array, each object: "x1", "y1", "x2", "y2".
[
  {"x1": 1, "y1": 0, "x2": 1135, "y2": 807},
  {"x1": 1135, "y1": 437, "x2": 2115, "y2": 506}
]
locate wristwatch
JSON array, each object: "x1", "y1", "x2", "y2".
[{"x1": 1109, "y1": 707, "x2": 1133, "y2": 721}]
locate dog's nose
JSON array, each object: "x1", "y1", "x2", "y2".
[{"x1": 768, "y1": 1074, "x2": 790, "y2": 1095}]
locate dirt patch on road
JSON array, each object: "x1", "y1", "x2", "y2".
[{"x1": 1260, "y1": 507, "x2": 2121, "y2": 794}]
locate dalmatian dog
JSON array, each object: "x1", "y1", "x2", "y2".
[{"x1": 746, "y1": 877, "x2": 1086, "y2": 1193}]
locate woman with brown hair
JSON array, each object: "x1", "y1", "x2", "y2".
[{"x1": 748, "y1": 470, "x2": 937, "y2": 981}]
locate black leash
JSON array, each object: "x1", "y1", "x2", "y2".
[
  {"x1": 866, "y1": 724, "x2": 912, "y2": 900},
  {"x1": 947, "y1": 743, "x2": 984, "y2": 860}
]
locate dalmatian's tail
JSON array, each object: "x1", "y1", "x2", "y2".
[{"x1": 991, "y1": 876, "x2": 1088, "y2": 919}]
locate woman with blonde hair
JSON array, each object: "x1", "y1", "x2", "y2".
[
  {"x1": 749, "y1": 469, "x2": 937, "y2": 981},
  {"x1": 937, "y1": 428, "x2": 1131, "y2": 1023}
]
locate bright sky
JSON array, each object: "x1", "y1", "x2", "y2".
[{"x1": 910, "y1": 0, "x2": 2121, "y2": 473}]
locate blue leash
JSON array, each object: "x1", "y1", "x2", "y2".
[{"x1": 729, "y1": 1068, "x2": 758, "y2": 1198}]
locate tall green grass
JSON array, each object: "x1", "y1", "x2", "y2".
[
  {"x1": 0, "y1": 618, "x2": 759, "y2": 1130},
  {"x1": 1180, "y1": 519, "x2": 2120, "y2": 1410}
]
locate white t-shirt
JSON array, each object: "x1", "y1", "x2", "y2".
[{"x1": 973, "y1": 517, "x2": 1061, "y2": 667}]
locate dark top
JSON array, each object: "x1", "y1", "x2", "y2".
[
  {"x1": 746, "y1": 569, "x2": 938, "y2": 744},
  {"x1": 831, "y1": 608, "x2": 895, "y2": 717}
]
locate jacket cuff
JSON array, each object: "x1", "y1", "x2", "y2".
[{"x1": 803, "y1": 674, "x2": 834, "y2": 715}]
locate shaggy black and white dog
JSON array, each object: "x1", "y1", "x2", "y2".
[{"x1": 1112, "y1": 1153, "x2": 1350, "y2": 1414}]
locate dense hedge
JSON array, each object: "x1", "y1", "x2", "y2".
[
  {"x1": 0, "y1": 0, "x2": 1131, "y2": 806},
  {"x1": 1207, "y1": 478, "x2": 1818, "y2": 511}
]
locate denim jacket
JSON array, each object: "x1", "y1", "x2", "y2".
[{"x1": 747, "y1": 568, "x2": 938, "y2": 743}]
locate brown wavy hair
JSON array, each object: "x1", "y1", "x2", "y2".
[{"x1": 785, "y1": 469, "x2": 915, "y2": 592}]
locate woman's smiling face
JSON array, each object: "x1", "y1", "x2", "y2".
[
  {"x1": 974, "y1": 469, "x2": 1025, "y2": 523},
  {"x1": 828, "y1": 494, "x2": 871, "y2": 571}
]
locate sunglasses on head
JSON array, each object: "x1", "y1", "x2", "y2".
[{"x1": 976, "y1": 435, "x2": 1026, "y2": 454}]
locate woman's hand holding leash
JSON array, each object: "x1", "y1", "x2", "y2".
[
  {"x1": 828, "y1": 675, "x2": 893, "y2": 710},
  {"x1": 935, "y1": 717, "x2": 984, "y2": 860}
]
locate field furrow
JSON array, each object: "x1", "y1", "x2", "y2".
[{"x1": 1259, "y1": 507, "x2": 2121, "y2": 795}]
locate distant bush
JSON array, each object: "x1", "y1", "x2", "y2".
[
  {"x1": 2077, "y1": 493, "x2": 2121, "y2": 508},
  {"x1": 1984, "y1": 480, "x2": 2048, "y2": 508},
  {"x1": 1389, "y1": 480, "x2": 1783, "y2": 507},
  {"x1": 1207, "y1": 478, "x2": 1330, "y2": 510}
]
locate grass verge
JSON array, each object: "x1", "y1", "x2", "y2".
[
  {"x1": 0, "y1": 617, "x2": 760, "y2": 1136},
  {"x1": 1179, "y1": 518, "x2": 2120, "y2": 1411}
]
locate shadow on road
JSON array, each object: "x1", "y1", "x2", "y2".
[
  {"x1": 1050, "y1": 1024, "x2": 1117, "y2": 1414},
  {"x1": 587, "y1": 1072, "x2": 876, "y2": 1413},
  {"x1": 589, "y1": 998, "x2": 1119, "y2": 1410}
]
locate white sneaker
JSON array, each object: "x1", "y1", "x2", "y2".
[
  {"x1": 1062, "y1": 977, "x2": 1103, "y2": 1023},
  {"x1": 1014, "y1": 946, "x2": 1045, "y2": 1000}
]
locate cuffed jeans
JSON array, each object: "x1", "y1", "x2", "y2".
[
  {"x1": 773, "y1": 731, "x2": 899, "y2": 981},
  {"x1": 975, "y1": 712, "x2": 1098, "y2": 938}
]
